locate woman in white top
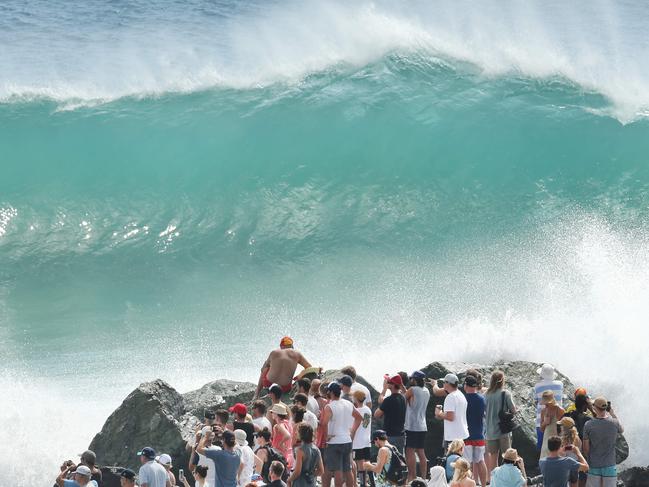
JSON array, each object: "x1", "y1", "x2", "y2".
[{"x1": 352, "y1": 390, "x2": 373, "y2": 487}]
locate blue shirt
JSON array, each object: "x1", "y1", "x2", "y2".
[
  {"x1": 490, "y1": 463, "x2": 525, "y2": 487},
  {"x1": 539, "y1": 456, "x2": 580, "y2": 487},
  {"x1": 465, "y1": 392, "x2": 486, "y2": 440},
  {"x1": 445, "y1": 454, "x2": 461, "y2": 482},
  {"x1": 204, "y1": 448, "x2": 241, "y2": 487}
]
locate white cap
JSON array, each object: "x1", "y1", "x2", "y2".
[
  {"x1": 234, "y1": 429, "x2": 248, "y2": 446},
  {"x1": 537, "y1": 364, "x2": 557, "y2": 380},
  {"x1": 73, "y1": 465, "x2": 92, "y2": 477},
  {"x1": 157, "y1": 453, "x2": 172, "y2": 466}
]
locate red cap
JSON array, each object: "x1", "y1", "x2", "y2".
[
  {"x1": 229, "y1": 403, "x2": 248, "y2": 416},
  {"x1": 279, "y1": 336, "x2": 294, "y2": 349},
  {"x1": 384, "y1": 374, "x2": 403, "y2": 386}
]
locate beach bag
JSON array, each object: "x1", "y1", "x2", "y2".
[
  {"x1": 498, "y1": 391, "x2": 517, "y2": 434},
  {"x1": 261, "y1": 447, "x2": 289, "y2": 482},
  {"x1": 385, "y1": 445, "x2": 408, "y2": 485}
]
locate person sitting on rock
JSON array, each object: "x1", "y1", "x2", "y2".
[
  {"x1": 582, "y1": 397, "x2": 623, "y2": 487},
  {"x1": 534, "y1": 364, "x2": 564, "y2": 451},
  {"x1": 56, "y1": 464, "x2": 97, "y2": 487},
  {"x1": 119, "y1": 468, "x2": 136, "y2": 487},
  {"x1": 450, "y1": 458, "x2": 476, "y2": 487},
  {"x1": 198, "y1": 430, "x2": 242, "y2": 487},
  {"x1": 254, "y1": 336, "x2": 312, "y2": 399},
  {"x1": 490, "y1": 448, "x2": 527, "y2": 487},
  {"x1": 539, "y1": 436, "x2": 588, "y2": 487}
]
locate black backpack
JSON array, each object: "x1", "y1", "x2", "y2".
[
  {"x1": 385, "y1": 446, "x2": 408, "y2": 485},
  {"x1": 261, "y1": 446, "x2": 290, "y2": 482}
]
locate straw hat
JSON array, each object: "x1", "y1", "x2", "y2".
[
  {"x1": 559, "y1": 416, "x2": 575, "y2": 429},
  {"x1": 270, "y1": 403, "x2": 289, "y2": 415},
  {"x1": 502, "y1": 448, "x2": 521, "y2": 462},
  {"x1": 541, "y1": 390, "x2": 557, "y2": 406}
]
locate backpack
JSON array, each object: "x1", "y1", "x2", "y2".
[
  {"x1": 385, "y1": 446, "x2": 408, "y2": 485},
  {"x1": 261, "y1": 446, "x2": 290, "y2": 482}
]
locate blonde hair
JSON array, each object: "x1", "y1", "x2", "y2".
[
  {"x1": 487, "y1": 370, "x2": 505, "y2": 394},
  {"x1": 560, "y1": 417, "x2": 579, "y2": 446},
  {"x1": 447, "y1": 439, "x2": 465, "y2": 456},
  {"x1": 451, "y1": 458, "x2": 471, "y2": 483}
]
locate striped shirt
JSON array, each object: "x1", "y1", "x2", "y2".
[{"x1": 534, "y1": 380, "x2": 563, "y2": 427}]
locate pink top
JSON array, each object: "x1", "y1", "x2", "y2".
[{"x1": 272, "y1": 418, "x2": 294, "y2": 468}]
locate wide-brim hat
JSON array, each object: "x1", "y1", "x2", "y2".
[
  {"x1": 270, "y1": 403, "x2": 289, "y2": 415},
  {"x1": 502, "y1": 448, "x2": 520, "y2": 462}
]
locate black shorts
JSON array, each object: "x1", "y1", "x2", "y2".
[
  {"x1": 405, "y1": 430, "x2": 427, "y2": 449},
  {"x1": 353, "y1": 447, "x2": 371, "y2": 461}
]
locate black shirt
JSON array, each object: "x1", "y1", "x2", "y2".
[
  {"x1": 379, "y1": 393, "x2": 406, "y2": 436},
  {"x1": 233, "y1": 421, "x2": 256, "y2": 448},
  {"x1": 268, "y1": 480, "x2": 287, "y2": 487}
]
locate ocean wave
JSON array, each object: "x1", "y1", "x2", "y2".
[{"x1": 1, "y1": 0, "x2": 649, "y2": 121}]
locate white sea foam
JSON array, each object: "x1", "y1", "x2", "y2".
[{"x1": 1, "y1": 0, "x2": 648, "y2": 120}]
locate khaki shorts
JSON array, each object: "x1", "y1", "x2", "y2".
[{"x1": 486, "y1": 436, "x2": 511, "y2": 455}]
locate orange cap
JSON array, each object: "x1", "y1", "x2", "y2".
[{"x1": 280, "y1": 336, "x2": 294, "y2": 349}]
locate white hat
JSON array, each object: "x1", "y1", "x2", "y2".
[
  {"x1": 537, "y1": 363, "x2": 557, "y2": 380},
  {"x1": 234, "y1": 429, "x2": 248, "y2": 446},
  {"x1": 157, "y1": 453, "x2": 172, "y2": 466},
  {"x1": 73, "y1": 465, "x2": 92, "y2": 477}
]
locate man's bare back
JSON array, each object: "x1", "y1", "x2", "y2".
[{"x1": 254, "y1": 337, "x2": 312, "y2": 398}]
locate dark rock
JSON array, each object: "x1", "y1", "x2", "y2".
[
  {"x1": 183, "y1": 379, "x2": 256, "y2": 417},
  {"x1": 620, "y1": 467, "x2": 649, "y2": 487}
]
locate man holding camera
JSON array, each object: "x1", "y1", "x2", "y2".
[{"x1": 582, "y1": 397, "x2": 623, "y2": 487}]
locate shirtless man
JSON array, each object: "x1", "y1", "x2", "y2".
[{"x1": 254, "y1": 336, "x2": 312, "y2": 399}]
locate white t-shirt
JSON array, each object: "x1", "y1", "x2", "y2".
[
  {"x1": 235, "y1": 444, "x2": 255, "y2": 487},
  {"x1": 352, "y1": 405, "x2": 372, "y2": 450},
  {"x1": 307, "y1": 395, "x2": 321, "y2": 417},
  {"x1": 350, "y1": 382, "x2": 372, "y2": 406},
  {"x1": 443, "y1": 389, "x2": 469, "y2": 441},
  {"x1": 304, "y1": 409, "x2": 319, "y2": 431},
  {"x1": 197, "y1": 446, "x2": 220, "y2": 487},
  {"x1": 253, "y1": 416, "x2": 273, "y2": 433}
]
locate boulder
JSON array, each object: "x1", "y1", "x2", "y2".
[
  {"x1": 89, "y1": 377, "x2": 256, "y2": 477},
  {"x1": 620, "y1": 467, "x2": 649, "y2": 487},
  {"x1": 418, "y1": 361, "x2": 629, "y2": 472}
]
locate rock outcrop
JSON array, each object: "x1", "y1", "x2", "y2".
[
  {"x1": 89, "y1": 378, "x2": 256, "y2": 472},
  {"x1": 90, "y1": 361, "x2": 630, "y2": 481},
  {"x1": 620, "y1": 467, "x2": 649, "y2": 487}
]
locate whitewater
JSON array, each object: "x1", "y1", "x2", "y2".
[{"x1": 1, "y1": 0, "x2": 649, "y2": 485}]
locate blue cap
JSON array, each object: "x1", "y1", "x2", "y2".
[
  {"x1": 327, "y1": 382, "x2": 342, "y2": 395},
  {"x1": 339, "y1": 375, "x2": 353, "y2": 387},
  {"x1": 137, "y1": 447, "x2": 156, "y2": 459},
  {"x1": 411, "y1": 370, "x2": 426, "y2": 379}
]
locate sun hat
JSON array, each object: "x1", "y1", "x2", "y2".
[
  {"x1": 234, "y1": 429, "x2": 248, "y2": 446},
  {"x1": 541, "y1": 390, "x2": 557, "y2": 405},
  {"x1": 157, "y1": 453, "x2": 172, "y2": 466},
  {"x1": 444, "y1": 373, "x2": 459, "y2": 385},
  {"x1": 502, "y1": 448, "x2": 521, "y2": 462},
  {"x1": 593, "y1": 396, "x2": 608, "y2": 410},
  {"x1": 384, "y1": 374, "x2": 403, "y2": 386},
  {"x1": 280, "y1": 336, "x2": 294, "y2": 348},
  {"x1": 72, "y1": 465, "x2": 92, "y2": 477},
  {"x1": 229, "y1": 403, "x2": 248, "y2": 416},
  {"x1": 137, "y1": 447, "x2": 156, "y2": 459},
  {"x1": 270, "y1": 403, "x2": 289, "y2": 415},
  {"x1": 537, "y1": 363, "x2": 557, "y2": 380}
]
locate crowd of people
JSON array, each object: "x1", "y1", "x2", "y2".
[{"x1": 55, "y1": 337, "x2": 624, "y2": 487}]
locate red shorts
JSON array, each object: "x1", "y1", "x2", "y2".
[
  {"x1": 262, "y1": 369, "x2": 292, "y2": 393},
  {"x1": 464, "y1": 439, "x2": 486, "y2": 447}
]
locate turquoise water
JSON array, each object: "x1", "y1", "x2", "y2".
[{"x1": 2, "y1": 1, "x2": 649, "y2": 484}]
